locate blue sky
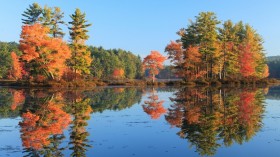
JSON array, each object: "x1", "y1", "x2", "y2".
[{"x1": 0, "y1": 0, "x2": 279, "y2": 58}]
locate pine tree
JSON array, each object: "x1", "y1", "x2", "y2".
[
  {"x1": 195, "y1": 12, "x2": 221, "y2": 79},
  {"x1": 68, "y1": 9, "x2": 92, "y2": 76},
  {"x1": 22, "y1": 3, "x2": 42, "y2": 24},
  {"x1": 42, "y1": 6, "x2": 65, "y2": 38},
  {"x1": 218, "y1": 20, "x2": 239, "y2": 78}
]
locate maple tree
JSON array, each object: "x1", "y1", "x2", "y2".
[
  {"x1": 142, "y1": 51, "x2": 166, "y2": 83},
  {"x1": 239, "y1": 44, "x2": 256, "y2": 78},
  {"x1": 19, "y1": 23, "x2": 71, "y2": 80},
  {"x1": 112, "y1": 68, "x2": 125, "y2": 79},
  {"x1": 166, "y1": 41, "x2": 204, "y2": 80},
  {"x1": 10, "y1": 52, "x2": 23, "y2": 79}
]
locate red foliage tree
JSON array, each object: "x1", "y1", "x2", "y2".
[
  {"x1": 142, "y1": 51, "x2": 166, "y2": 83},
  {"x1": 239, "y1": 44, "x2": 256, "y2": 78},
  {"x1": 19, "y1": 23, "x2": 71, "y2": 80}
]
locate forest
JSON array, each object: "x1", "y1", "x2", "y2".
[{"x1": 0, "y1": 3, "x2": 274, "y2": 87}]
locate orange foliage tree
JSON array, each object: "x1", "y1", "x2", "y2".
[
  {"x1": 165, "y1": 41, "x2": 204, "y2": 80},
  {"x1": 112, "y1": 68, "x2": 125, "y2": 79},
  {"x1": 10, "y1": 52, "x2": 23, "y2": 79},
  {"x1": 19, "y1": 23, "x2": 71, "y2": 80},
  {"x1": 142, "y1": 51, "x2": 166, "y2": 83},
  {"x1": 262, "y1": 64, "x2": 269, "y2": 78}
]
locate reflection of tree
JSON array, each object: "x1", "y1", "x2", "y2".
[
  {"x1": 18, "y1": 91, "x2": 71, "y2": 157},
  {"x1": 67, "y1": 91, "x2": 92, "y2": 157},
  {"x1": 20, "y1": 102, "x2": 71, "y2": 149},
  {"x1": 90, "y1": 87, "x2": 142, "y2": 112},
  {"x1": 0, "y1": 89, "x2": 24, "y2": 118},
  {"x1": 11, "y1": 89, "x2": 25, "y2": 111},
  {"x1": 165, "y1": 87, "x2": 265, "y2": 156},
  {"x1": 142, "y1": 89, "x2": 166, "y2": 119}
]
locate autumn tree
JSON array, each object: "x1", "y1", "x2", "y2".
[
  {"x1": 262, "y1": 64, "x2": 269, "y2": 78},
  {"x1": 239, "y1": 44, "x2": 256, "y2": 78},
  {"x1": 19, "y1": 23, "x2": 71, "y2": 80},
  {"x1": 0, "y1": 42, "x2": 22, "y2": 79},
  {"x1": 166, "y1": 12, "x2": 268, "y2": 82},
  {"x1": 180, "y1": 12, "x2": 221, "y2": 79},
  {"x1": 10, "y1": 52, "x2": 23, "y2": 79},
  {"x1": 142, "y1": 51, "x2": 166, "y2": 83},
  {"x1": 112, "y1": 68, "x2": 125, "y2": 79},
  {"x1": 165, "y1": 41, "x2": 203, "y2": 80},
  {"x1": 68, "y1": 9, "x2": 92, "y2": 76}
]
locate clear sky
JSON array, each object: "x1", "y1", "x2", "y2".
[{"x1": 0, "y1": 0, "x2": 279, "y2": 58}]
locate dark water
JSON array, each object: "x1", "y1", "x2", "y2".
[{"x1": 0, "y1": 86, "x2": 280, "y2": 157}]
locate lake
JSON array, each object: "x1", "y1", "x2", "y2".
[{"x1": 0, "y1": 86, "x2": 280, "y2": 157}]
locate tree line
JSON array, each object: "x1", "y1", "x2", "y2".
[
  {"x1": 165, "y1": 12, "x2": 269, "y2": 81},
  {"x1": 0, "y1": 3, "x2": 144, "y2": 82},
  {"x1": 0, "y1": 4, "x2": 270, "y2": 84}
]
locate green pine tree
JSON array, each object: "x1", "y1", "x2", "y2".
[
  {"x1": 22, "y1": 3, "x2": 42, "y2": 24},
  {"x1": 68, "y1": 9, "x2": 92, "y2": 75}
]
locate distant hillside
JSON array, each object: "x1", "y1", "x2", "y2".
[
  {"x1": 267, "y1": 56, "x2": 280, "y2": 62},
  {"x1": 267, "y1": 56, "x2": 280, "y2": 78}
]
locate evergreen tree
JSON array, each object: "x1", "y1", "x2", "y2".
[
  {"x1": 22, "y1": 3, "x2": 42, "y2": 24},
  {"x1": 195, "y1": 12, "x2": 221, "y2": 79},
  {"x1": 68, "y1": 9, "x2": 92, "y2": 75},
  {"x1": 42, "y1": 6, "x2": 65, "y2": 38},
  {"x1": 218, "y1": 20, "x2": 239, "y2": 78}
]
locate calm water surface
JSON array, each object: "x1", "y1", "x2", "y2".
[{"x1": 0, "y1": 86, "x2": 280, "y2": 157}]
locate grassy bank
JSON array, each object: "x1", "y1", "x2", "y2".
[{"x1": 0, "y1": 78, "x2": 279, "y2": 88}]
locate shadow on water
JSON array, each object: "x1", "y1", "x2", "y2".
[{"x1": 0, "y1": 86, "x2": 273, "y2": 156}]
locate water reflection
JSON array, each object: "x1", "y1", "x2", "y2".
[
  {"x1": 19, "y1": 90, "x2": 72, "y2": 156},
  {"x1": 165, "y1": 87, "x2": 266, "y2": 156},
  {"x1": 0, "y1": 86, "x2": 270, "y2": 156},
  {"x1": 1, "y1": 87, "x2": 144, "y2": 156},
  {"x1": 142, "y1": 88, "x2": 166, "y2": 119}
]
